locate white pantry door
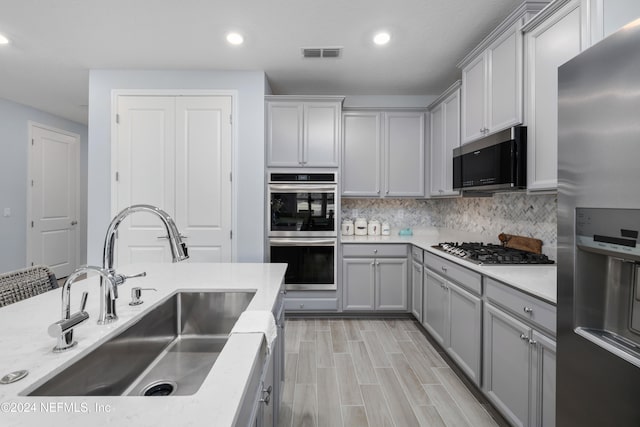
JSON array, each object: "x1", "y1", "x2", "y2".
[
  {"x1": 115, "y1": 96, "x2": 176, "y2": 265},
  {"x1": 29, "y1": 124, "x2": 80, "y2": 278},
  {"x1": 115, "y1": 95, "x2": 232, "y2": 266},
  {"x1": 175, "y1": 96, "x2": 232, "y2": 263}
]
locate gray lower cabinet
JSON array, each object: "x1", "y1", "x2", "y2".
[
  {"x1": 483, "y1": 302, "x2": 556, "y2": 427},
  {"x1": 342, "y1": 244, "x2": 408, "y2": 312},
  {"x1": 423, "y1": 265, "x2": 482, "y2": 385},
  {"x1": 342, "y1": 257, "x2": 408, "y2": 311},
  {"x1": 411, "y1": 259, "x2": 423, "y2": 321}
]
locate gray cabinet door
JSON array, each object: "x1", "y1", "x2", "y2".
[
  {"x1": 267, "y1": 102, "x2": 303, "y2": 167},
  {"x1": 384, "y1": 112, "x2": 425, "y2": 197},
  {"x1": 483, "y1": 302, "x2": 531, "y2": 427},
  {"x1": 411, "y1": 260, "x2": 423, "y2": 321},
  {"x1": 342, "y1": 258, "x2": 375, "y2": 311},
  {"x1": 423, "y1": 269, "x2": 448, "y2": 346},
  {"x1": 304, "y1": 103, "x2": 340, "y2": 167},
  {"x1": 530, "y1": 331, "x2": 556, "y2": 427},
  {"x1": 342, "y1": 112, "x2": 381, "y2": 196},
  {"x1": 259, "y1": 351, "x2": 275, "y2": 427},
  {"x1": 447, "y1": 282, "x2": 482, "y2": 385},
  {"x1": 376, "y1": 258, "x2": 408, "y2": 311}
]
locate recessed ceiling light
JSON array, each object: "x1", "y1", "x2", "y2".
[
  {"x1": 373, "y1": 32, "x2": 391, "y2": 46},
  {"x1": 0, "y1": 33, "x2": 9, "y2": 45},
  {"x1": 226, "y1": 32, "x2": 244, "y2": 45}
]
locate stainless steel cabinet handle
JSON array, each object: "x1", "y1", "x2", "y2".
[
  {"x1": 523, "y1": 307, "x2": 534, "y2": 314},
  {"x1": 520, "y1": 333, "x2": 529, "y2": 341},
  {"x1": 71, "y1": 220, "x2": 78, "y2": 226},
  {"x1": 529, "y1": 339, "x2": 537, "y2": 345},
  {"x1": 260, "y1": 384, "x2": 273, "y2": 405},
  {"x1": 441, "y1": 266, "x2": 447, "y2": 272}
]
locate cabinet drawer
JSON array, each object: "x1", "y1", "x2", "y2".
[
  {"x1": 284, "y1": 298, "x2": 338, "y2": 312},
  {"x1": 424, "y1": 252, "x2": 481, "y2": 295},
  {"x1": 485, "y1": 277, "x2": 556, "y2": 334},
  {"x1": 342, "y1": 244, "x2": 408, "y2": 258},
  {"x1": 411, "y1": 246, "x2": 424, "y2": 263}
]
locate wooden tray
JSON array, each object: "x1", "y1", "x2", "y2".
[{"x1": 498, "y1": 233, "x2": 543, "y2": 254}]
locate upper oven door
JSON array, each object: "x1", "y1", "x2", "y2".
[{"x1": 268, "y1": 184, "x2": 337, "y2": 237}]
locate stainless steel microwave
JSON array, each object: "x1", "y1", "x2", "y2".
[{"x1": 453, "y1": 126, "x2": 526, "y2": 192}]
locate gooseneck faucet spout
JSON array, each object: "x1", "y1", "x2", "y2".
[{"x1": 99, "y1": 204, "x2": 189, "y2": 324}]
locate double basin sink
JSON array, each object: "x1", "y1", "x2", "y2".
[{"x1": 25, "y1": 291, "x2": 256, "y2": 397}]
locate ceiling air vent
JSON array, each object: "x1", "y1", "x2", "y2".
[{"x1": 302, "y1": 47, "x2": 343, "y2": 59}]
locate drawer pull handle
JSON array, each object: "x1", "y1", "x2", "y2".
[{"x1": 523, "y1": 307, "x2": 534, "y2": 314}]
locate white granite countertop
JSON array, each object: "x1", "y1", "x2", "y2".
[
  {"x1": 0, "y1": 262, "x2": 286, "y2": 427},
  {"x1": 342, "y1": 227, "x2": 557, "y2": 304}
]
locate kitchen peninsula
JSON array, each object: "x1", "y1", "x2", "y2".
[{"x1": 0, "y1": 262, "x2": 286, "y2": 427}]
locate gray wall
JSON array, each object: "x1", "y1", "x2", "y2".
[
  {"x1": 0, "y1": 98, "x2": 88, "y2": 274},
  {"x1": 87, "y1": 70, "x2": 267, "y2": 265}
]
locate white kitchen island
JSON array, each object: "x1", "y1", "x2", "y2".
[{"x1": 0, "y1": 262, "x2": 287, "y2": 427}]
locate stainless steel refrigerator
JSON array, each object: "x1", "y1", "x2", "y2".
[{"x1": 557, "y1": 18, "x2": 640, "y2": 426}]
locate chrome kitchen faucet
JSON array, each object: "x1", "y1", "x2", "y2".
[{"x1": 99, "y1": 204, "x2": 189, "y2": 324}]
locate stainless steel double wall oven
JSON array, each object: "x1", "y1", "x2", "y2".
[{"x1": 267, "y1": 172, "x2": 338, "y2": 290}]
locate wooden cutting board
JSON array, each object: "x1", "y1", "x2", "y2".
[{"x1": 498, "y1": 233, "x2": 543, "y2": 254}]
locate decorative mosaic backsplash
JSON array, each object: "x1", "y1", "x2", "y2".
[{"x1": 342, "y1": 193, "x2": 558, "y2": 258}]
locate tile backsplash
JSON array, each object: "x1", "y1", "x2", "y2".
[{"x1": 342, "y1": 192, "x2": 557, "y2": 259}]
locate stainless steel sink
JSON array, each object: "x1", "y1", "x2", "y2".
[{"x1": 26, "y1": 291, "x2": 256, "y2": 396}]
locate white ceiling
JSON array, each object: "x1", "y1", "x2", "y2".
[{"x1": 0, "y1": 0, "x2": 522, "y2": 124}]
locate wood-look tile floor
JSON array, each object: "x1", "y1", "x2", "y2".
[{"x1": 278, "y1": 318, "x2": 507, "y2": 427}]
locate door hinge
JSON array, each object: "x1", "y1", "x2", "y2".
[
  {"x1": 115, "y1": 171, "x2": 119, "y2": 182},
  {"x1": 116, "y1": 114, "x2": 120, "y2": 124}
]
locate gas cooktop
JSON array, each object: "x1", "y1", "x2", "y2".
[{"x1": 433, "y1": 242, "x2": 554, "y2": 265}]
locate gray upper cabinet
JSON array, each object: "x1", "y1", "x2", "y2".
[
  {"x1": 458, "y1": 1, "x2": 547, "y2": 144},
  {"x1": 428, "y1": 81, "x2": 461, "y2": 197},
  {"x1": 342, "y1": 112, "x2": 381, "y2": 196},
  {"x1": 523, "y1": 0, "x2": 588, "y2": 191},
  {"x1": 590, "y1": 0, "x2": 640, "y2": 44},
  {"x1": 266, "y1": 96, "x2": 343, "y2": 168},
  {"x1": 342, "y1": 110, "x2": 425, "y2": 197}
]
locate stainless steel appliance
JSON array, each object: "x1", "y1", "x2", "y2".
[
  {"x1": 268, "y1": 172, "x2": 337, "y2": 237},
  {"x1": 557, "y1": 19, "x2": 640, "y2": 426},
  {"x1": 268, "y1": 238, "x2": 336, "y2": 291},
  {"x1": 267, "y1": 172, "x2": 338, "y2": 290},
  {"x1": 453, "y1": 126, "x2": 526, "y2": 192},
  {"x1": 432, "y1": 242, "x2": 554, "y2": 265}
]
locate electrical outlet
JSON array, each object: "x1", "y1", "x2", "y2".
[{"x1": 3, "y1": 208, "x2": 10, "y2": 217}]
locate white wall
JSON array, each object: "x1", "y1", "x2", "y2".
[
  {"x1": 0, "y1": 98, "x2": 88, "y2": 274},
  {"x1": 87, "y1": 70, "x2": 267, "y2": 265}
]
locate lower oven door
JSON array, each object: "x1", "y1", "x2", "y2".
[{"x1": 268, "y1": 238, "x2": 337, "y2": 290}]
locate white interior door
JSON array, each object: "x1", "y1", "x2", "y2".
[
  {"x1": 115, "y1": 96, "x2": 176, "y2": 266},
  {"x1": 175, "y1": 96, "x2": 232, "y2": 262},
  {"x1": 115, "y1": 95, "x2": 233, "y2": 266},
  {"x1": 29, "y1": 124, "x2": 80, "y2": 278}
]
